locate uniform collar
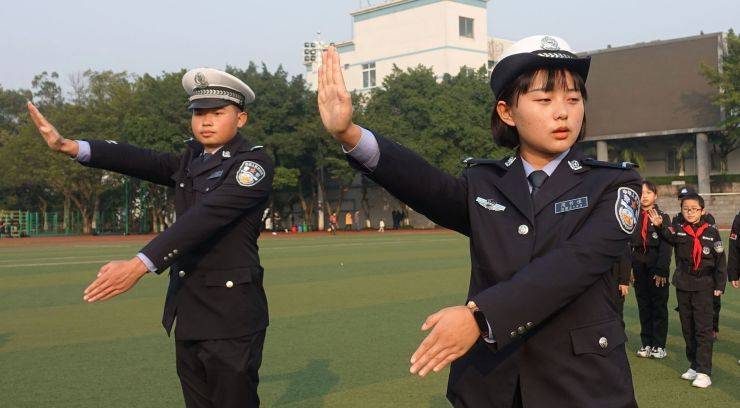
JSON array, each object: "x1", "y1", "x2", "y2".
[
  {"x1": 521, "y1": 148, "x2": 571, "y2": 178},
  {"x1": 186, "y1": 132, "x2": 252, "y2": 157}
]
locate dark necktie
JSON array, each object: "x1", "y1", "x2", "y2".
[
  {"x1": 528, "y1": 170, "x2": 548, "y2": 199},
  {"x1": 202, "y1": 152, "x2": 212, "y2": 162}
]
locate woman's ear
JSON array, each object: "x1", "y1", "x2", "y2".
[
  {"x1": 496, "y1": 101, "x2": 515, "y2": 127},
  {"x1": 237, "y1": 111, "x2": 249, "y2": 128}
]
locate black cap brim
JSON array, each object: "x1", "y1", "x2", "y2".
[
  {"x1": 187, "y1": 98, "x2": 241, "y2": 110},
  {"x1": 490, "y1": 54, "x2": 591, "y2": 99}
]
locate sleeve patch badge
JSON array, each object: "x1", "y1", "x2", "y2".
[
  {"x1": 730, "y1": 233, "x2": 737, "y2": 240},
  {"x1": 615, "y1": 187, "x2": 640, "y2": 234},
  {"x1": 236, "y1": 161, "x2": 265, "y2": 187},
  {"x1": 714, "y1": 241, "x2": 724, "y2": 253}
]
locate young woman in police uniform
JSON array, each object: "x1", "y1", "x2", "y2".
[{"x1": 319, "y1": 35, "x2": 641, "y2": 407}]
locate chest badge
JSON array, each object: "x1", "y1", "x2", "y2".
[
  {"x1": 652, "y1": 232, "x2": 658, "y2": 239},
  {"x1": 567, "y1": 160, "x2": 582, "y2": 171},
  {"x1": 504, "y1": 156, "x2": 516, "y2": 167},
  {"x1": 615, "y1": 187, "x2": 640, "y2": 234},
  {"x1": 702, "y1": 247, "x2": 711, "y2": 255},
  {"x1": 476, "y1": 197, "x2": 506, "y2": 212},
  {"x1": 236, "y1": 161, "x2": 266, "y2": 187},
  {"x1": 554, "y1": 197, "x2": 588, "y2": 214}
]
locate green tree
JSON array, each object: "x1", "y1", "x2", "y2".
[{"x1": 702, "y1": 29, "x2": 739, "y2": 172}]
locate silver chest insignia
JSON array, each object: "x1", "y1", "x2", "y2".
[{"x1": 476, "y1": 197, "x2": 506, "y2": 212}]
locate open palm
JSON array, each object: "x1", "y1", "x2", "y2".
[{"x1": 317, "y1": 46, "x2": 354, "y2": 139}]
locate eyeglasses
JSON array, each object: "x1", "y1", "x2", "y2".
[{"x1": 681, "y1": 207, "x2": 703, "y2": 214}]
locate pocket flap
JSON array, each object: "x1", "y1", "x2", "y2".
[
  {"x1": 570, "y1": 319, "x2": 626, "y2": 356},
  {"x1": 204, "y1": 266, "x2": 258, "y2": 287}
]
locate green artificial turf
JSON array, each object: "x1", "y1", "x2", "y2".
[{"x1": 0, "y1": 231, "x2": 738, "y2": 407}]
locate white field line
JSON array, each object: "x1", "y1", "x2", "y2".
[{"x1": 0, "y1": 237, "x2": 461, "y2": 268}]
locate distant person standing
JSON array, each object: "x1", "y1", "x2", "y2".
[
  {"x1": 329, "y1": 212, "x2": 338, "y2": 235},
  {"x1": 345, "y1": 211, "x2": 353, "y2": 231},
  {"x1": 378, "y1": 219, "x2": 385, "y2": 232}
]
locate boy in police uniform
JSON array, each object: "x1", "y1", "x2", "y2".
[
  {"x1": 319, "y1": 35, "x2": 640, "y2": 407},
  {"x1": 649, "y1": 194, "x2": 726, "y2": 388},
  {"x1": 27, "y1": 68, "x2": 273, "y2": 407}
]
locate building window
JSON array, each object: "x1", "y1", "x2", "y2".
[
  {"x1": 459, "y1": 17, "x2": 474, "y2": 38},
  {"x1": 362, "y1": 62, "x2": 376, "y2": 88},
  {"x1": 665, "y1": 149, "x2": 680, "y2": 174}
]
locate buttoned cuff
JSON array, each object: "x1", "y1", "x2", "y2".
[
  {"x1": 136, "y1": 252, "x2": 157, "y2": 273},
  {"x1": 76, "y1": 140, "x2": 91, "y2": 163},
  {"x1": 342, "y1": 127, "x2": 380, "y2": 171}
]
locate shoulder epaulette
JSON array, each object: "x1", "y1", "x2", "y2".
[
  {"x1": 582, "y1": 158, "x2": 638, "y2": 169},
  {"x1": 250, "y1": 145, "x2": 264, "y2": 152}
]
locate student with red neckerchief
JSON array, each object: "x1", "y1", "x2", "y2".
[
  {"x1": 630, "y1": 180, "x2": 672, "y2": 360},
  {"x1": 649, "y1": 193, "x2": 726, "y2": 389}
]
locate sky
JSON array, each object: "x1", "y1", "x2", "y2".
[{"x1": 2, "y1": 0, "x2": 737, "y2": 92}]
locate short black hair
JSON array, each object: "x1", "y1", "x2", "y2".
[
  {"x1": 491, "y1": 67, "x2": 588, "y2": 149},
  {"x1": 642, "y1": 180, "x2": 658, "y2": 194},
  {"x1": 680, "y1": 193, "x2": 705, "y2": 209}
]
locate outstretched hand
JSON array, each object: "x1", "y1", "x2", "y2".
[
  {"x1": 83, "y1": 257, "x2": 148, "y2": 302},
  {"x1": 317, "y1": 46, "x2": 361, "y2": 149},
  {"x1": 27, "y1": 102, "x2": 79, "y2": 157},
  {"x1": 409, "y1": 306, "x2": 480, "y2": 377}
]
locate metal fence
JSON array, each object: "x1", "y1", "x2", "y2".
[{"x1": 0, "y1": 209, "x2": 153, "y2": 238}]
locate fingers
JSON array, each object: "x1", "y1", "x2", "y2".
[
  {"x1": 27, "y1": 102, "x2": 47, "y2": 129},
  {"x1": 325, "y1": 47, "x2": 335, "y2": 87},
  {"x1": 411, "y1": 342, "x2": 445, "y2": 375},
  {"x1": 331, "y1": 46, "x2": 347, "y2": 91},
  {"x1": 421, "y1": 310, "x2": 443, "y2": 331},
  {"x1": 417, "y1": 347, "x2": 453, "y2": 377},
  {"x1": 410, "y1": 330, "x2": 437, "y2": 365},
  {"x1": 432, "y1": 351, "x2": 458, "y2": 373},
  {"x1": 83, "y1": 276, "x2": 111, "y2": 302}
]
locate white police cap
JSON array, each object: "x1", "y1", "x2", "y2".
[
  {"x1": 490, "y1": 35, "x2": 590, "y2": 99},
  {"x1": 182, "y1": 68, "x2": 255, "y2": 110}
]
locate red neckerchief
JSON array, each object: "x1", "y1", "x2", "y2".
[
  {"x1": 640, "y1": 210, "x2": 650, "y2": 252},
  {"x1": 682, "y1": 222, "x2": 710, "y2": 271}
]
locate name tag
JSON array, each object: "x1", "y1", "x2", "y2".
[
  {"x1": 554, "y1": 197, "x2": 589, "y2": 214},
  {"x1": 207, "y1": 170, "x2": 224, "y2": 179},
  {"x1": 701, "y1": 236, "x2": 714, "y2": 242}
]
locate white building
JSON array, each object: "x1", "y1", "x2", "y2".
[{"x1": 304, "y1": 0, "x2": 511, "y2": 91}]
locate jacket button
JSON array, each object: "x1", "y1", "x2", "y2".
[
  {"x1": 517, "y1": 326, "x2": 526, "y2": 334},
  {"x1": 510, "y1": 331, "x2": 517, "y2": 338},
  {"x1": 173, "y1": 249, "x2": 178, "y2": 254},
  {"x1": 526, "y1": 322, "x2": 534, "y2": 329},
  {"x1": 599, "y1": 337, "x2": 608, "y2": 349},
  {"x1": 178, "y1": 270, "x2": 185, "y2": 278},
  {"x1": 518, "y1": 225, "x2": 529, "y2": 235},
  {"x1": 179, "y1": 183, "x2": 185, "y2": 188},
  {"x1": 226, "y1": 280, "x2": 234, "y2": 288},
  {"x1": 168, "y1": 252, "x2": 174, "y2": 258}
]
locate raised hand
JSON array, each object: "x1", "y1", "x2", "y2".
[
  {"x1": 409, "y1": 306, "x2": 480, "y2": 377},
  {"x1": 27, "y1": 102, "x2": 79, "y2": 157},
  {"x1": 317, "y1": 46, "x2": 361, "y2": 149},
  {"x1": 647, "y1": 209, "x2": 663, "y2": 227}
]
